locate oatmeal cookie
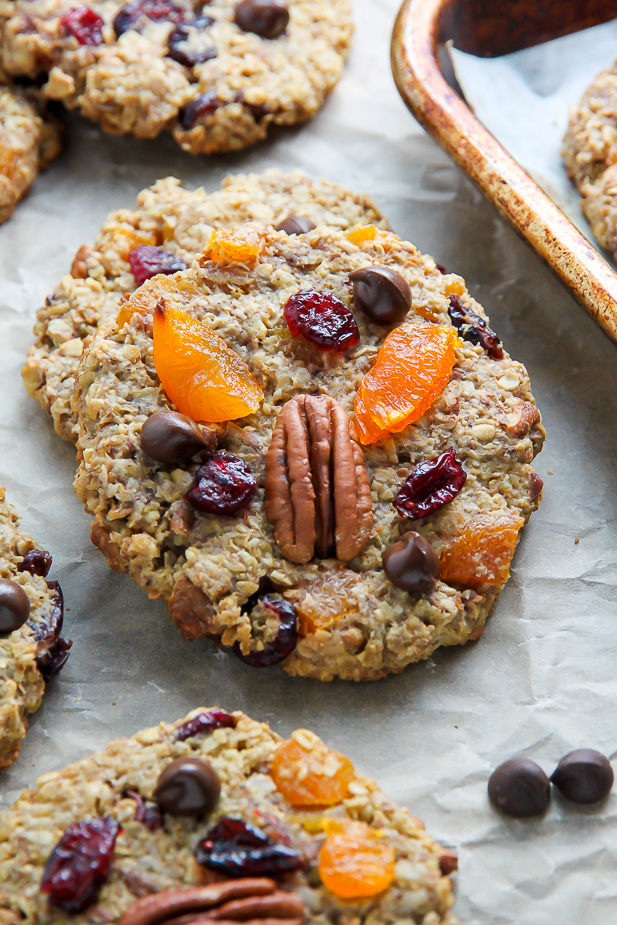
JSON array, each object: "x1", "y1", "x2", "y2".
[
  {"x1": 0, "y1": 0, "x2": 352, "y2": 153},
  {"x1": 0, "y1": 82, "x2": 61, "y2": 224},
  {"x1": 22, "y1": 170, "x2": 385, "y2": 443},
  {"x1": 0, "y1": 707, "x2": 459, "y2": 924},
  {"x1": 72, "y1": 223, "x2": 544, "y2": 682},
  {"x1": 0, "y1": 487, "x2": 71, "y2": 770}
]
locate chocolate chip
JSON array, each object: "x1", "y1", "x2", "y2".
[
  {"x1": 382, "y1": 531, "x2": 439, "y2": 593},
  {"x1": 488, "y1": 758, "x2": 550, "y2": 818},
  {"x1": 349, "y1": 266, "x2": 412, "y2": 325},
  {"x1": 154, "y1": 757, "x2": 221, "y2": 817},
  {"x1": 550, "y1": 749, "x2": 614, "y2": 804},
  {"x1": 0, "y1": 579, "x2": 31, "y2": 635},
  {"x1": 275, "y1": 215, "x2": 316, "y2": 235},
  {"x1": 180, "y1": 91, "x2": 222, "y2": 129},
  {"x1": 167, "y1": 17, "x2": 217, "y2": 68},
  {"x1": 234, "y1": 0, "x2": 289, "y2": 38},
  {"x1": 141, "y1": 411, "x2": 210, "y2": 464}
]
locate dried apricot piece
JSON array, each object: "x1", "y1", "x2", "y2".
[
  {"x1": 202, "y1": 228, "x2": 263, "y2": 267},
  {"x1": 113, "y1": 227, "x2": 158, "y2": 258},
  {"x1": 319, "y1": 819, "x2": 395, "y2": 899},
  {"x1": 0, "y1": 146, "x2": 18, "y2": 182},
  {"x1": 290, "y1": 572, "x2": 360, "y2": 635},
  {"x1": 152, "y1": 301, "x2": 263, "y2": 423},
  {"x1": 271, "y1": 731, "x2": 355, "y2": 807},
  {"x1": 440, "y1": 511, "x2": 524, "y2": 587},
  {"x1": 117, "y1": 275, "x2": 200, "y2": 328},
  {"x1": 345, "y1": 225, "x2": 378, "y2": 246},
  {"x1": 354, "y1": 321, "x2": 459, "y2": 444}
]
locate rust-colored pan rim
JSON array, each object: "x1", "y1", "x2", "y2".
[{"x1": 391, "y1": 0, "x2": 617, "y2": 345}]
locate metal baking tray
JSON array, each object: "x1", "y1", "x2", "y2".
[{"x1": 391, "y1": 0, "x2": 617, "y2": 344}]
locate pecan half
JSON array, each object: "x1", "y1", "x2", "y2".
[
  {"x1": 118, "y1": 878, "x2": 305, "y2": 925},
  {"x1": 265, "y1": 395, "x2": 372, "y2": 564}
]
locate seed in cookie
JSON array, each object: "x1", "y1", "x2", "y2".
[
  {"x1": 60, "y1": 5, "x2": 105, "y2": 45},
  {"x1": 128, "y1": 245, "x2": 187, "y2": 287},
  {"x1": 195, "y1": 816, "x2": 304, "y2": 876},
  {"x1": 0, "y1": 578, "x2": 30, "y2": 634},
  {"x1": 448, "y1": 294, "x2": 503, "y2": 360},
  {"x1": 233, "y1": 596, "x2": 298, "y2": 667},
  {"x1": 319, "y1": 818, "x2": 395, "y2": 899},
  {"x1": 488, "y1": 758, "x2": 551, "y2": 818},
  {"x1": 349, "y1": 266, "x2": 412, "y2": 325},
  {"x1": 382, "y1": 531, "x2": 439, "y2": 593},
  {"x1": 154, "y1": 757, "x2": 221, "y2": 816},
  {"x1": 141, "y1": 410, "x2": 213, "y2": 464},
  {"x1": 40, "y1": 818, "x2": 121, "y2": 912},
  {"x1": 234, "y1": 0, "x2": 290, "y2": 39},
  {"x1": 180, "y1": 92, "x2": 223, "y2": 131},
  {"x1": 284, "y1": 289, "x2": 360, "y2": 352},
  {"x1": 167, "y1": 18, "x2": 217, "y2": 68},
  {"x1": 186, "y1": 453, "x2": 257, "y2": 515},
  {"x1": 394, "y1": 450, "x2": 467, "y2": 520},
  {"x1": 550, "y1": 749, "x2": 614, "y2": 804},
  {"x1": 275, "y1": 214, "x2": 316, "y2": 235},
  {"x1": 113, "y1": 0, "x2": 185, "y2": 36}
]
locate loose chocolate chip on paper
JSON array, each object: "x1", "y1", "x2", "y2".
[
  {"x1": 488, "y1": 758, "x2": 550, "y2": 818},
  {"x1": 551, "y1": 749, "x2": 614, "y2": 804}
]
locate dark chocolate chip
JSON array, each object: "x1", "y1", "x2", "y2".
[
  {"x1": 17, "y1": 548, "x2": 52, "y2": 577},
  {"x1": 234, "y1": 0, "x2": 289, "y2": 38},
  {"x1": 154, "y1": 757, "x2": 221, "y2": 817},
  {"x1": 167, "y1": 17, "x2": 217, "y2": 67},
  {"x1": 550, "y1": 749, "x2": 614, "y2": 804},
  {"x1": 488, "y1": 758, "x2": 550, "y2": 818},
  {"x1": 349, "y1": 265, "x2": 412, "y2": 325},
  {"x1": 180, "y1": 91, "x2": 222, "y2": 129},
  {"x1": 0, "y1": 579, "x2": 30, "y2": 635},
  {"x1": 382, "y1": 531, "x2": 439, "y2": 593},
  {"x1": 275, "y1": 215, "x2": 316, "y2": 235},
  {"x1": 141, "y1": 410, "x2": 210, "y2": 464}
]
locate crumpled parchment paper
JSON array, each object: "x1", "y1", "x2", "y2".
[{"x1": 1, "y1": 4, "x2": 617, "y2": 922}]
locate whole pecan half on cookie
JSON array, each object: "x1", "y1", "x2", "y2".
[{"x1": 265, "y1": 395, "x2": 372, "y2": 564}]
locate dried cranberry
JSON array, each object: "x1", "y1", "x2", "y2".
[
  {"x1": 174, "y1": 708, "x2": 236, "y2": 742},
  {"x1": 113, "y1": 0, "x2": 185, "y2": 36},
  {"x1": 180, "y1": 91, "x2": 222, "y2": 129},
  {"x1": 18, "y1": 548, "x2": 52, "y2": 577},
  {"x1": 284, "y1": 289, "x2": 360, "y2": 352},
  {"x1": 124, "y1": 790, "x2": 164, "y2": 831},
  {"x1": 60, "y1": 6, "x2": 105, "y2": 45},
  {"x1": 394, "y1": 450, "x2": 466, "y2": 520},
  {"x1": 167, "y1": 17, "x2": 216, "y2": 67},
  {"x1": 128, "y1": 245, "x2": 187, "y2": 286},
  {"x1": 195, "y1": 817, "x2": 304, "y2": 877},
  {"x1": 233, "y1": 596, "x2": 297, "y2": 667},
  {"x1": 185, "y1": 453, "x2": 256, "y2": 515},
  {"x1": 40, "y1": 818, "x2": 121, "y2": 913},
  {"x1": 448, "y1": 294, "x2": 503, "y2": 360},
  {"x1": 30, "y1": 580, "x2": 72, "y2": 680}
]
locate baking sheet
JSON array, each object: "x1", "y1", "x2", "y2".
[
  {"x1": 449, "y1": 18, "x2": 617, "y2": 253},
  {"x1": 1, "y1": 2, "x2": 617, "y2": 921}
]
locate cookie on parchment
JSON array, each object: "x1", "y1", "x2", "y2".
[
  {"x1": 22, "y1": 170, "x2": 385, "y2": 443},
  {"x1": 72, "y1": 223, "x2": 544, "y2": 682},
  {"x1": 0, "y1": 487, "x2": 71, "y2": 770},
  {"x1": 0, "y1": 707, "x2": 459, "y2": 924},
  {"x1": 1, "y1": 0, "x2": 352, "y2": 154}
]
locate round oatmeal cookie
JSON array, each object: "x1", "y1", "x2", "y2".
[
  {"x1": 0, "y1": 81, "x2": 61, "y2": 224},
  {"x1": 72, "y1": 223, "x2": 544, "y2": 682},
  {"x1": 0, "y1": 0, "x2": 351, "y2": 153},
  {"x1": 0, "y1": 487, "x2": 71, "y2": 771},
  {"x1": 22, "y1": 170, "x2": 385, "y2": 443},
  {"x1": 0, "y1": 707, "x2": 459, "y2": 924}
]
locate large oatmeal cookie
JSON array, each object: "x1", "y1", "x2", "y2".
[
  {"x1": 0, "y1": 82, "x2": 61, "y2": 223},
  {"x1": 72, "y1": 224, "x2": 544, "y2": 682},
  {"x1": 22, "y1": 170, "x2": 385, "y2": 443},
  {"x1": 0, "y1": 707, "x2": 459, "y2": 924},
  {"x1": 0, "y1": 0, "x2": 351, "y2": 153},
  {"x1": 0, "y1": 487, "x2": 71, "y2": 770}
]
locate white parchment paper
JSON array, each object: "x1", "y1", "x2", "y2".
[{"x1": 1, "y1": 3, "x2": 617, "y2": 922}]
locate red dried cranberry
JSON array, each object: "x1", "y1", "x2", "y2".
[
  {"x1": 185, "y1": 453, "x2": 256, "y2": 515},
  {"x1": 40, "y1": 818, "x2": 121, "y2": 913},
  {"x1": 233, "y1": 596, "x2": 297, "y2": 667},
  {"x1": 124, "y1": 790, "x2": 164, "y2": 831},
  {"x1": 448, "y1": 294, "x2": 503, "y2": 360},
  {"x1": 60, "y1": 6, "x2": 105, "y2": 45},
  {"x1": 195, "y1": 817, "x2": 304, "y2": 877},
  {"x1": 394, "y1": 450, "x2": 466, "y2": 520},
  {"x1": 128, "y1": 245, "x2": 187, "y2": 286},
  {"x1": 30, "y1": 580, "x2": 72, "y2": 680},
  {"x1": 18, "y1": 548, "x2": 52, "y2": 577},
  {"x1": 174, "y1": 708, "x2": 237, "y2": 742},
  {"x1": 284, "y1": 289, "x2": 360, "y2": 352},
  {"x1": 113, "y1": 0, "x2": 185, "y2": 36},
  {"x1": 167, "y1": 17, "x2": 216, "y2": 67},
  {"x1": 180, "y1": 91, "x2": 222, "y2": 129}
]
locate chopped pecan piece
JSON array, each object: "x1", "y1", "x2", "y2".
[
  {"x1": 71, "y1": 244, "x2": 95, "y2": 278},
  {"x1": 265, "y1": 395, "x2": 372, "y2": 564},
  {"x1": 504, "y1": 400, "x2": 541, "y2": 438}
]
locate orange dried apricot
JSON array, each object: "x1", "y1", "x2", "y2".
[
  {"x1": 319, "y1": 819, "x2": 395, "y2": 899},
  {"x1": 290, "y1": 572, "x2": 359, "y2": 635},
  {"x1": 113, "y1": 227, "x2": 157, "y2": 258},
  {"x1": 152, "y1": 301, "x2": 263, "y2": 423},
  {"x1": 271, "y1": 732, "x2": 355, "y2": 807},
  {"x1": 202, "y1": 228, "x2": 263, "y2": 267},
  {"x1": 345, "y1": 225, "x2": 378, "y2": 246},
  {"x1": 354, "y1": 321, "x2": 459, "y2": 444},
  {"x1": 0, "y1": 146, "x2": 18, "y2": 180},
  {"x1": 117, "y1": 275, "x2": 200, "y2": 328},
  {"x1": 440, "y1": 511, "x2": 525, "y2": 588}
]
